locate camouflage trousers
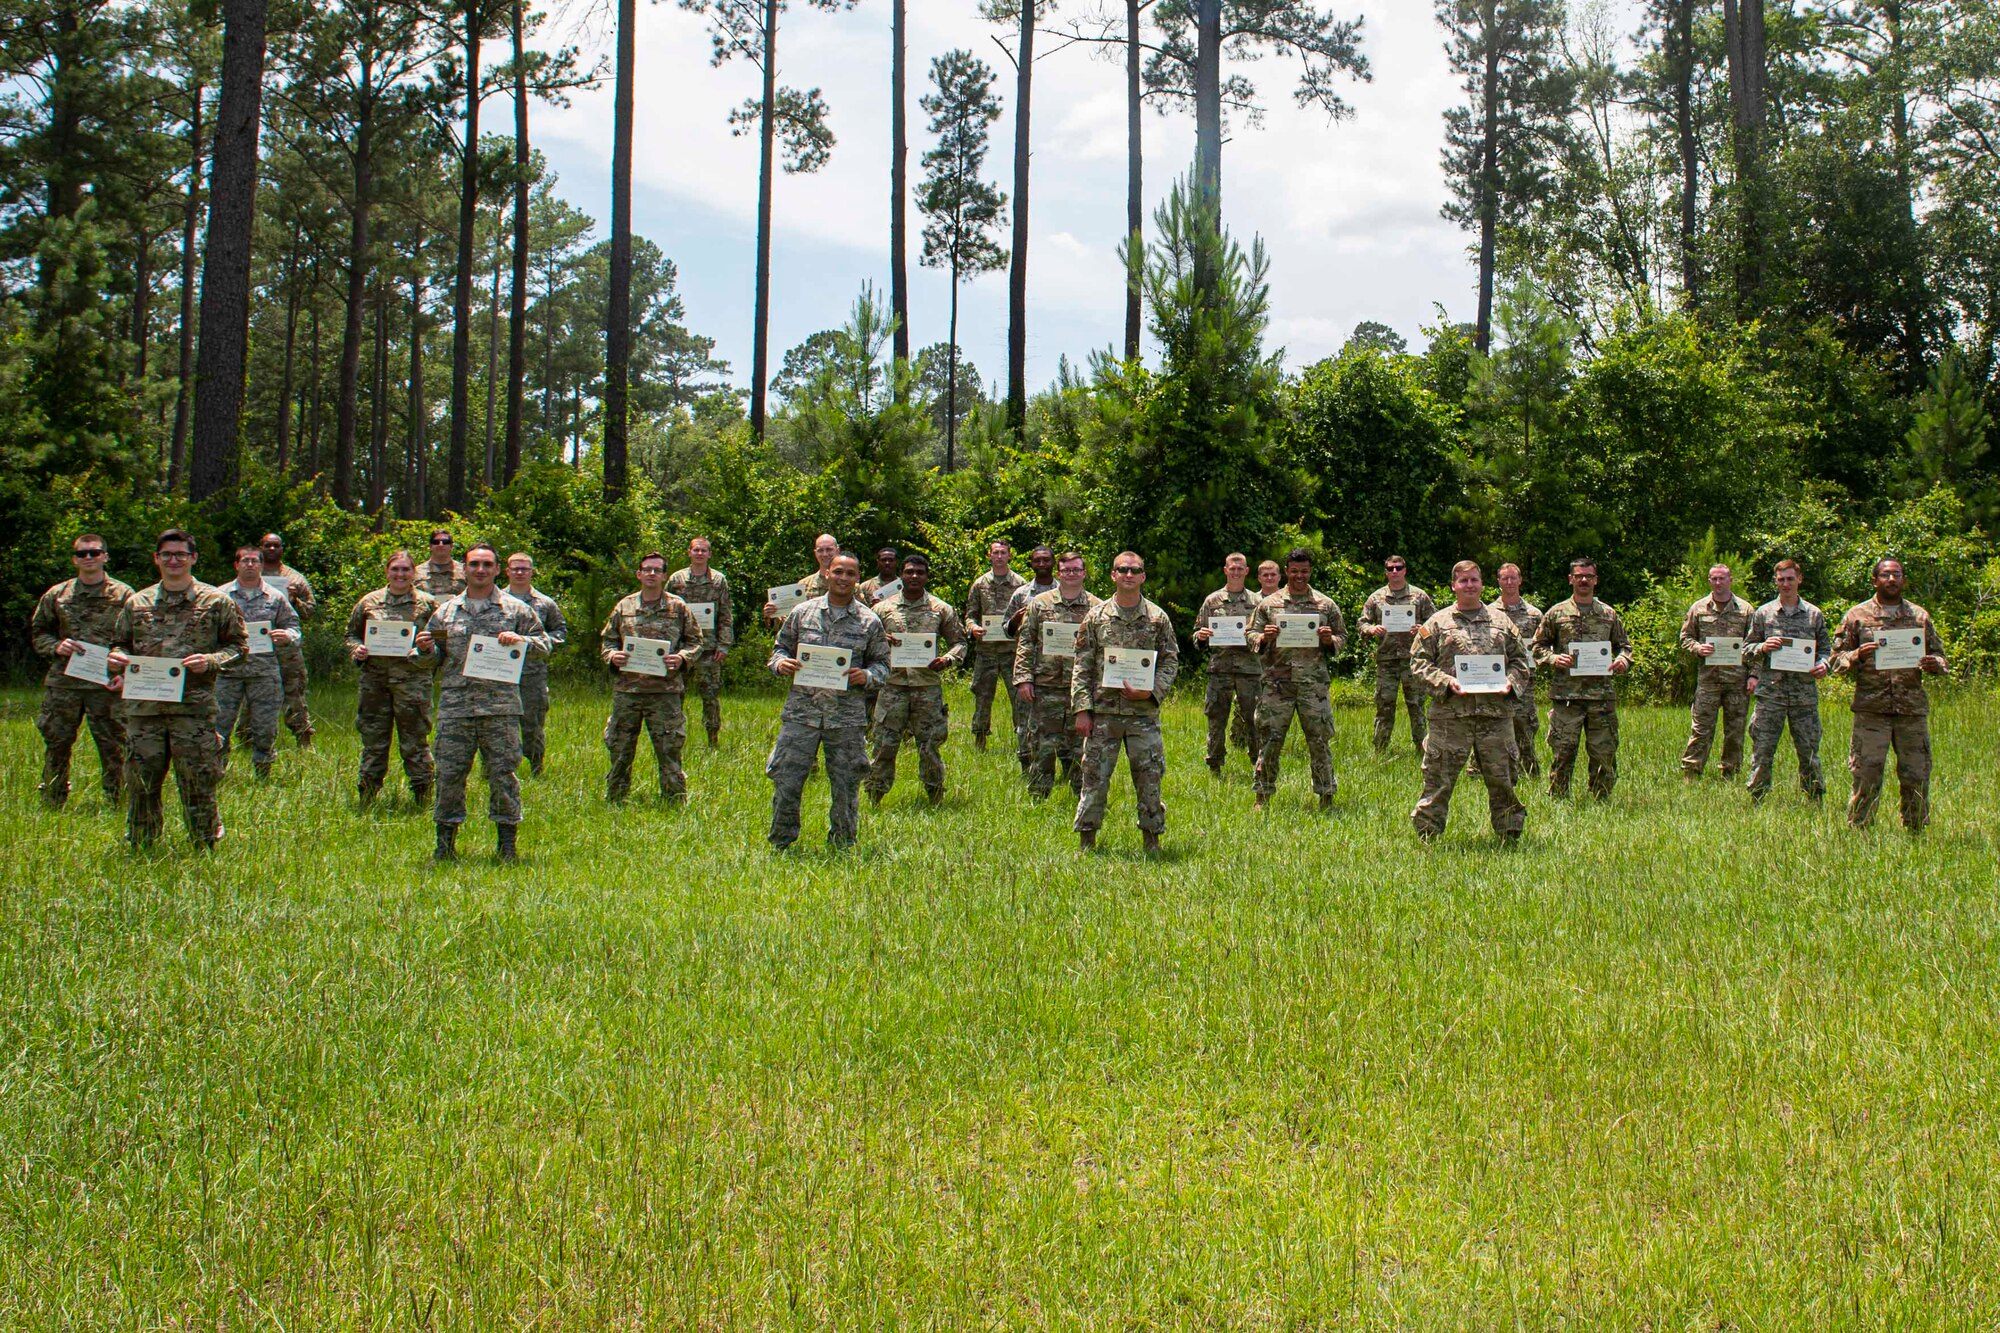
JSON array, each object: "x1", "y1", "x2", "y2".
[
  {"x1": 767, "y1": 722, "x2": 868, "y2": 848},
  {"x1": 1204, "y1": 671, "x2": 1260, "y2": 767},
  {"x1": 689, "y1": 658, "x2": 723, "y2": 739},
  {"x1": 126, "y1": 712, "x2": 220, "y2": 845},
  {"x1": 1412, "y1": 713, "x2": 1524, "y2": 839},
  {"x1": 867, "y1": 684, "x2": 949, "y2": 799},
  {"x1": 1074, "y1": 714, "x2": 1166, "y2": 835},
  {"x1": 1547, "y1": 700, "x2": 1619, "y2": 799},
  {"x1": 1745, "y1": 694, "x2": 1823, "y2": 799},
  {"x1": 969, "y1": 649, "x2": 1021, "y2": 751},
  {"x1": 277, "y1": 643, "x2": 312, "y2": 742},
  {"x1": 605, "y1": 691, "x2": 687, "y2": 800},
  {"x1": 1254, "y1": 679, "x2": 1337, "y2": 798},
  {"x1": 1681, "y1": 673, "x2": 1749, "y2": 776},
  {"x1": 435, "y1": 714, "x2": 523, "y2": 827},
  {"x1": 1510, "y1": 691, "x2": 1540, "y2": 776},
  {"x1": 37, "y1": 686, "x2": 125, "y2": 804},
  {"x1": 519, "y1": 667, "x2": 550, "y2": 771},
  {"x1": 1024, "y1": 687, "x2": 1083, "y2": 799},
  {"x1": 1373, "y1": 660, "x2": 1427, "y2": 753},
  {"x1": 214, "y1": 671, "x2": 281, "y2": 768},
  {"x1": 1847, "y1": 712, "x2": 1931, "y2": 831},
  {"x1": 357, "y1": 675, "x2": 434, "y2": 793}
]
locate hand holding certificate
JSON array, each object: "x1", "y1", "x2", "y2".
[
  {"x1": 623, "y1": 636, "x2": 676, "y2": 677},
  {"x1": 1454, "y1": 654, "x2": 1509, "y2": 693},
  {"x1": 1041, "y1": 620, "x2": 1082, "y2": 658},
  {"x1": 246, "y1": 620, "x2": 274, "y2": 655},
  {"x1": 795, "y1": 644, "x2": 851, "y2": 690},
  {"x1": 980, "y1": 614, "x2": 1011, "y2": 642},
  {"x1": 1871, "y1": 628, "x2": 1925, "y2": 670},
  {"x1": 1207, "y1": 615, "x2": 1247, "y2": 647},
  {"x1": 120, "y1": 655, "x2": 186, "y2": 703},
  {"x1": 1704, "y1": 636, "x2": 1743, "y2": 667},
  {"x1": 63, "y1": 641, "x2": 111, "y2": 686},
  {"x1": 871, "y1": 578, "x2": 903, "y2": 603},
  {"x1": 365, "y1": 619, "x2": 417, "y2": 657},
  {"x1": 1381, "y1": 604, "x2": 1417, "y2": 633},
  {"x1": 1100, "y1": 646, "x2": 1157, "y2": 693},
  {"x1": 1770, "y1": 636, "x2": 1815, "y2": 672},
  {"x1": 461, "y1": 635, "x2": 525, "y2": 684},
  {"x1": 1276, "y1": 614, "x2": 1321, "y2": 649},
  {"x1": 889, "y1": 633, "x2": 936, "y2": 669},
  {"x1": 768, "y1": 583, "x2": 806, "y2": 615},
  {"x1": 1568, "y1": 640, "x2": 1614, "y2": 676},
  {"x1": 688, "y1": 602, "x2": 716, "y2": 632}
]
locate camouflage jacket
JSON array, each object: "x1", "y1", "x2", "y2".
[
  {"x1": 964, "y1": 568, "x2": 1026, "y2": 655},
  {"x1": 346, "y1": 586, "x2": 440, "y2": 683},
  {"x1": 421, "y1": 559, "x2": 467, "y2": 598},
  {"x1": 1196, "y1": 585, "x2": 1263, "y2": 677},
  {"x1": 667, "y1": 567, "x2": 734, "y2": 649},
  {"x1": 1071, "y1": 596, "x2": 1179, "y2": 719},
  {"x1": 878, "y1": 591, "x2": 969, "y2": 688},
  {"x1": 1409, "y1": 603, "x2": 1533, "y2": 720},
  {"x1": 1006, "y1": 578, "x2": 1058, "y2": 632},
  {"x1": 1015, "y1": 587, "x2": 1101, "y2": 691},
  {"x1": 1360, "y1": 584, "x2": 1438, "y2": 666},
  {"x1": 429, "y1": 590, "x2": 551, "y2": 719},
  {"x1": 1743, "y1": 597, "x2": 1831, "y2": 705},
  {"x1": 32, "y1": 575, "x2": 134, "y2": 690},
  {"x1": 858, "y1": 574, "x2": 903, "y2": 606},
  {"x1": 513, "y1": 586, "x2": 568, "y2": 681},
  {"x1": 220, "y1": 580, "x2": 301, "y2": 681},
  {"x1": 1679, "y1": 592, "x2": 1755, "y2": 683},
  {"x1": 1833, "y1": 597, "x2": 1945, "y2": 716},
  {"x1": 1248, "y1": 587, "x2": 1348, "y2": 689},
  {"x1": 112, "y1": 581, "x2": 248, "y2": 718},
  {"x1": 261, "y1": 562, "x2": 316, "y2": 621},
  {"x1": 601, "y1": 591, "x2": 708, "y2": 695},
  {"x1": 770, "y1": 595, "x2": 891, "y2": 729},
  {"x1": 1493, "y1": 597, "x2": 1543, "y2": 695},
  {"x1": 1534, "y1": 598, "x2": 1632, "y2": 703}
]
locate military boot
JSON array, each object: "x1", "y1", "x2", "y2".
[
  {"x1": 1079, "y1": 829, "x2": 1096, "y2": 851},
  {"x1": 357, "y1": 781, "x2": 381, "y2": 808},
  {"x1": 1142, "y1": 831, "x2": 1160, "y2": 855},
  {"x1": 496, "y1": 824, "x2": 518, "y2": 862},
  {"x1": 411, "y1": 783, "x2": 433, "y2": 809},
  {"x1": 433, "y1": 823, "x2": 457, "y2": 862}
]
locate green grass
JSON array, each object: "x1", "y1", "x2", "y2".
[{"x1": 3, "y1": 681, "x2": 1999, "y2": 1328}]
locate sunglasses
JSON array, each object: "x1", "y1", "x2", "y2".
[
  {"x1": 431, "y1": 538, "x2": 453, "y2": 547},
  {"x1": 1386, "y1": 566, "x2": 1405, "y2": 572},
  {"x1": 73, "y1": 549, "x2": 106, "y2": 559},
  {"x1": 1112, "y1": 566, "x2": 1144, "y2": 575}
]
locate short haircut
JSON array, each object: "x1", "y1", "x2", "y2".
[
  {"x1": 1451, "y1": 559, "x2": 1481, "y2": 580},
  {"x1": 636, "y1": 551, "x2": 667, "y2": 569},
  {"x1": 430, "y1": 528, "x2": 453, "y2": 544},
  {"x1": 234, "y1": 546, "x2": 262, "y2": 563},
  {"x1": 1258, "y1": 559, "x2": 1280, "y2": 571},
  {"x1": 1384, "y1": 554, "x2": 1407, "y2": 567},
  {"x1": 1569, "y1": 557, "x2": 1597, "y2": 573},
  {"x1": 1285, "y1": 547, "x2": 1314, "y2": 566},
  {"x1": 74, "y1": 532, "x2": 106, "y2": 548},
  {"x1": 831, "y1": 550, "x2": 862, "y2": 567},
  {"x1": 507, "y1": 552, "x2": 533, "y2": 567},
  {"x1": 1871, "y1": 556, "x2": 1903, "y2": 578},
  {"x1": 1030, "y1": 544, "x2": 1054, "y2": 557},
  {"x1": 1225, "y1": 552, "x2": 1247, "y2": 565},
  {"x1": 988, "y1": 539, "x2": 1013, "y2": 553},
  {"x1": 1057, "y1": 550, "x2": 1086, "y2": 567},
  {"x1": 1709, "y1": 563, "x2": 1731, "y2": 576},
  {"x1": 1774, "y1": 558, "x2": 1801, "y2": 577},
  {"x1": 689, "y1": 536, "x2": 712, "y2": 549},
  {"x1": 815, "y1": 533, "x2": 839, "y2": 547},
  {"x1": 900, "y1": 551, "x2": 930, "y2": 572},
  {"x1": 156, "y1": 528, "x2": 195, "y2": 553},
  {"x1": 1498, "y1": 562, "x2": 1522, "y2": 577},
  {"x1": 464, "y1": 542, "x2": 498, "y2": 561},
  {"x1": 876, "y1": 546, "x2": 899, "y2": 558},
  {"x1": 260, "y1": 532, "x2": 284, "y2": 545}
]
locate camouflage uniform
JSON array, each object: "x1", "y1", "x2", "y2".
[
  {"x1": 1833, "y1": 597, "x2": 1945, "y2": 831},
  {"x1": 1678, "y1": 592, "x2": 1755, "y2": 777},
  {"x1": 1742, "y1": 596, "x2": 1831, "y2": 801},
  {"x1": 1533, "y1": 598, "x2": 1632, "y2": 799},
  {"x1": 214, "y1": 580, "x2": 300, "y2": 771},
  {"x1": 31, "y1": 573, "x2": 133, "y2": 805},
  {"x1": 1408, "y1": 602, "x2": 1531, "y2": 838},
  {"x1": 428, "y1": 590, "x2": 550, "y2": 829},
  {"x1": 764, "y1": 567, "x2": 828, "y2": 629},
  {"x1": 1248, "y1": 588, "x2": 1347, "y2": 799},
  {"x1": 513, "y1": 585, "x2": 568, "y2": 773},
  {"x1": 421, "y1": 558, "x2": 467, "y2": 599},
  {"x1": 1071, "y1": 597, "x2": 1180, "y2": 835},
  {"x1": 1013, "y1": 586, "x2": 1100, "y2": 799},
  {"x1": 261, "y1": 563, "x2": 316, "y2": 745},
  {"x1": 346, "y1": 586, "x2": 440, "y2": 797},
  {"x1": 1196, "y1": 585, "x2": 1262, "y2": 767},
  {"x1": 963, "y1": 567, "x2": 1026, "y2": 750},
  {"x1": 867, "y1": 591, "x2": 969, "y2": 800},
  {"x1": 667, "y1": 565, "x2": 734, "y2": 743},
  {"x1": 112, "y1": 581, "x2": 247, "y2": 846},
  {"x1": 1493, "y1": 597, "x2": 1543, "y2": 774},
  {"x1": 599, "y1": 591, "x2": 708, "y2": 800},
  {"x1": 1007, "y1": 578, "x2": 1058, "y2": 631},
  {"x1": 1361, "y1": 584, "x2": 1438, "y2": 753},
  {"x1": 767, "y1": 595, "x2": 891, "y2": 847}
]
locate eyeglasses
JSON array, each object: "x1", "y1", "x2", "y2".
[
  {"x1": 73, "y1": 549, "x2": 105, "y2": 559},
  {"x1": 1112, "y1": 566, "x2": 1144, "y2": 575},
  {"x1": 157, "y1": 550, "x2": 193, "y2": 561}
]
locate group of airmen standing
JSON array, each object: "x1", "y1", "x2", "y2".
[{"x1": 30, "y1": 525, "x2": 1949, "y2": 858}]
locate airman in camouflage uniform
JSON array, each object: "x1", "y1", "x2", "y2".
[
  {"x1": 600, "y1": 553, "x2": 708, "y2": 802},
  {"x1": 1741, "y1": 559, "x2": 1832, "y2": 803},
  {"x1": 257, "y1": 534, "x2": 316, "y2": 747},
  {"x1": 1005, "y1": 546, "x2": 1058, "y2": 634},
  {"x1": 1012, "y1": 551, "x2": 1099, "y2": 800},
  {"x1": 1408, "y1": 561, "x2": 1531, "y2": 840},
  {"x1": 1360, "y1": 557, "x2": 1437, "y2": 755},
  {"x1": 767, "y1": 552, "x2": 891, "y2": 849},
  {"x1": 867, "y1": 555, "x2": 968, "y2": 803},
  {"x1": 1490, "y1": 565, "x2": 1543, "y2": 775},
  {"x1": 1678, "y1": 565, "x2": 1755, "y2": 779},
  {"x1": 1532, "y1": 558, "x2": 1633, "y2": 800},
  {"x1": 31, "y1": 533, "x2": 132, "y2": 806},
  {"x1": 667, "y1": 538, "x2": 734, "y2": 747},
  {"x1": 963, "y1": 540, "x2": 1026, "y2": 758},
  {"x1": 857, "y1": 547, "x2": 902, "y2": 604},
  {"x1": 1194, "y1": 553, "x2": 1262, "y2": 774},
  {"x1": 426, "y1": 544, "x2": 552, "y2": 859},
  {"x1": 1832, "y1": 558, "x2": 1948, "y2": 831},
  {"x1": 1071, "y1": 553, "x2": 1180, "y2": 851},
  {"x1": 421, "y1": 529, "x2": 467, "y2": 598},
  {"x1": 345, "y1": 552, "x2": 440, "y2": 805},
  {"x1": 505, "y1": 553, "x2": 568, "y2": 775},
  {"x1": 763, "y1": 533, "x2": 838, "y2": 629},
  {"x1": 110, "y1": 529, "x2": 247, "y2": 848},
  {"x1": 1248, "y1": 549, "x2": 1348, "y2": 809},
  {"x1": 215, "y1": 547, "x2": 301, "y2": 777}
]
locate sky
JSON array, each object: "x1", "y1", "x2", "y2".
[{"x1": 532, "y1": 2, "x2": 1632, "y2": 397}]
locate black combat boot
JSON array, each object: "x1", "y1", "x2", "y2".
[
  {"x1": 357, "y1": 781, "x2": 380, "y2": 808},
  {"x1": 496, "y1": 824, "x2": 517, "y2": 861},
  {"x1": 1079, "y1": 829, "x2": 1096, "y2": 851},
  {"x1": 433, "y1": 823, "x2": 457, "y2": 861},
  {"x1": 1142, "y1": 831, "x2": 1160, "y2": 855}
]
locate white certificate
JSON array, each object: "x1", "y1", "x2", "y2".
[
  {"x1": 1276, "y1": 614, "x2": 1321, "y2": 649},
  {"x1": 768, "y1": 583, "x2": 806, "y2": 614},
  {"x1": 121, "y1": 655, "x2": 186, "y2": 703},
  {"x1": 1568, "y1": 640, "x2": 1614, "y2": 676},
  {"x1": 687, "y1": 602, "x2": 716, "y2": 631},
  {"x1": 1380, "y1": 603, "x2": 1417, "y2": 633},
  {"x1": 366, "y1": 619, "x2": 417, "y2": 657},
  {"x1": 246, "y1": 620, "x2": 274, "y2": 655},
  {"x1": 1100, "y1": 646, "x2": 1157, "y2": 693},
  {"x1": 263, "y1": 577, "x2": 292, "y2": 601},
  {"x1": 1770, "y1": 636, "x2": 1816, "y2": 673},
  {"x1": 889, "y1": 633, "x2": 936, "y2": 669},
  {"x1": 1455, "y1": 654, "x2": 1509, "y2": 693},
  {"x1": 1703, "y1": 636, "x2": 1743, "y2": 667},
  {"x1": 980, "y1": 614, "x2": 1011, "y2": 642},
  {"x1": 1207, "y1": 615, "x2": 1247, "y2": 648},
  {"x1": 871, "y1": 578, "x2": 903, "y2": 603},
  {"x1": 1872, "y1": 628, "x2": 1925, "y2": 671},
  {"x1": 63, "y1": 640, "x2": 111, "y2": 685},
  {"x1": 461, "y1": 635, "x2": 525, "y2": 684},
  {"x1": 623, "y1": 636, "x2": 676, "y2": 677},
  {"x1": 795, "y1": 643, "x2": 852, "y2": 690},
  {"x1": 1041, "y1": 620, "x2": 1082, "y2": 658}
]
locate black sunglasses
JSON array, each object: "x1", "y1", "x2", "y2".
[
  {"x1": 1112, "y1": 565, "x2": 1144, "y2": 575},
  {"x1": 73, "y1": 549, "x2": 106, "y2": 559}
]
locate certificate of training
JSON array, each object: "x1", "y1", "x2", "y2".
[
  {"x1": 1041, "y1": 620, "x2": 1082, "y2": 658},
  {"x1": 366, "y1": 619, "x2": 416, "y2": 656},
  {"x1": 1381, "y1": 604, "x2": 1417, "y2": 633},
  {"x1": 687, "y1": 602, "x2": 715, "y2": 631},
  {"x1": 1455, "y1": 654, "x2": 1509, "y2": 693},
  {"x1": 1276, "y1": 614, "x2": 1321, "y2": 648},
  {"x1": 461, "y1": 635, "x2": 525, "y2": 684},
  {"x1": 121, "y1": 655, "x2": 186, "y2": 703},
  {"x1": 263, "y1": 577, "x2": 292, "y2": 601},
  {"x1": 1770, "y1": 637, "x2": 1816, "y2": 672},
  {"x1": 1207, "y1": 615, "x2": 1247, "y2": 647},
  {"x1": 1100, "y1": 647, "x2": 1157, "y2": 693},
  {"x1": 623, "y1": 636, "x2": 674, "y2": 677},
  {"x1": 768, "y1": 583, "x2": 805, "y2": 613},
  {"x1": 890, "y1": 633, "x2": 936, "y2": 669},
  {"x1": 1569, "y1": 640, "x2": 1614, "y2": 676},
  {"x1": 1872, "y1": 628, "x2": 1925, "y2": 671},
  {"x1": 871, "y1": 578, "x2": 902, "y2": 603},
  {"x1": 246, "y1": 621, "x2": 274, "y2": 655},
  {"x1": 795, "y1": 644, "x2": 851, "y2": 690},
  {"x1": 980, "y1": 614, "x2": 1011, "y2": 642},
  {"x1": 63, "y1": 641, "x2": 111, "y2": 685},
  {"x1": 1704, "y1": 636, "x2": 1743, "y2": 667}
]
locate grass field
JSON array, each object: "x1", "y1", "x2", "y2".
[{"x1": 3, "y1": 680, "x2": 1998, "y2": 1328}]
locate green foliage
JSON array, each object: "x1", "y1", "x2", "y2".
[{"x1": 1897, "y1": 350, "x2": 1996, "y2": 527}]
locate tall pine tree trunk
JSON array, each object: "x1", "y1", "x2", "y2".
[
  {"x1": 749, "y1": 0, "x2": 779, "y2": 441},
  {"x1": 1475, "y1": 4, "x2": 1499, "y2": 353},
  {"x1": 1194, "y1": 0, "x2": 1221, "y2": 215},
  {"x1": 1883, "y1": 0, "x2": 1925, "y2": 386},
  {"x1": 369, "y1": 283, "x2": 390, "y2": 514},
  {"x1": 169, "y1": 83, "x2": 202, "y2": 492},
  {"x1": 276, "y1": 267, "x2": 299, "y2": 473},
  {"x1": 408, "y1": 268, "x2": 427, "y2": 518},
  {"x1": 505, "y1": 0, "x2": 530, "y2": 483},
  {"x1": 131, "y1": 227, "x2": 153, "y2": 384},
  {"x1": 890, "y1": 0, "x2": 910, "y2": 379},
  {"x1": 484, "y1": 234, "x2": 502, "y2": 487},
  {"x1": 1005, "y1": 0, "x2": 1033, "y2": 435},
  {"x1": 1669, "y1": 0, "x2": 1699, "y2": 303},
  {"x1": 447, "y1": 1, "x2": 482, "y2": 513},
  {"x1": 604, "y1": 0, "x2": 636, "y2": 492},
  {"x1": 306, "y1": 291, "x2": 324, "y2": 485},
  {"x1": 946, "y1": 266, "x2": 961, "y2": 472},
  {"x1": 1124, "y1": 0, "x2": 1143, "y2": 362},
  {"x1": 335, "y1": 86, "x2": 375, "y2": 508},
  {"x1": 1723, "y1": 0, "x2": 1766, "y2": 313}
]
